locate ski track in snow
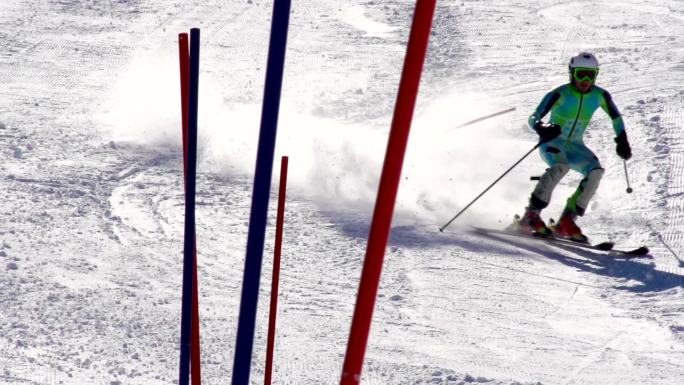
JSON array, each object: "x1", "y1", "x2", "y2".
[{"x1": 0, "y1": 0, "x2": 683, "y2": 384}]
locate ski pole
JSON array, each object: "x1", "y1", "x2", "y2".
[
  {"x1": 623, "y1": 160, "x2": 633, "y2": 194},
  {"x1": 439, "y1": 142, "x2": 541, "y2": 232},
  {"x1": 455, "y1": 107, "x2": 516, "y2": 129}
]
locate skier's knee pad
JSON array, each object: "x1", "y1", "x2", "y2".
[{"x1": 576, "y1": 168, "x2": 605, "y2": 211}]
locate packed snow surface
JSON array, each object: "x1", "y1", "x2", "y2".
[{"x1": 1, "y1": 1, "x2": 683, "y2": 384}]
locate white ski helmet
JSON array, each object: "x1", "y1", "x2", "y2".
[{"x1": 568, "y1": 52, "x2": 599, "y2": 81}]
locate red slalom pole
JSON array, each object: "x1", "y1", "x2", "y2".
[
  {"x1": 178, "y1": 32, "x2": 202, "y2": 385},
  {"x1": 339, "y1": 1, "x2": 436, "y2": 385},
  {"x1": 264, "y1": 156, "x2": 288, "y2": 385},
  {"x1": 179, "y1": 33, "x2": 190, "y2": 176}
]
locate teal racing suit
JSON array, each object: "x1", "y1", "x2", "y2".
[{"x1": 527, "y1": 83, "x2": 626, "y2": 216}]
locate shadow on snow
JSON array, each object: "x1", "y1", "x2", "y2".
[
  {"x1": 471, "y1": 230, "x2": 684, "y2": 293},
  {"x1": 330, "y1": 214, "x2": 489, "y2": 250},
  {"x1": 322, "y1": 211, "x2": 683, "y2": 293}
]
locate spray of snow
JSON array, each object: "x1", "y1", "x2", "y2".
[
  {"x1": 100, "y1": 49, "x2": 183, "y2": 148},
  {"x1": 102, "y1": 49, "x2": 533, "y2": 229}
]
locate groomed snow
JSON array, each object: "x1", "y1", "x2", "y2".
[{"x1": 0, "y1": 1, "x2": 683, "y2": 384}]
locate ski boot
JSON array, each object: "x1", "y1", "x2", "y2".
[
  {"x1": 551, "y1": 211, "x2": 588, "y2": 243},
  {"x1": 511, "y1": 209, "x2": 551, "y2": 236}
]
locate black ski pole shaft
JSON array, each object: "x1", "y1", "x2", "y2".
[
  {"x1": 439, "y1": 142, "x2": 541, "y2": 232},
  {"x1": 623, "y1": 160, "x2": 633, "y2": 193}
]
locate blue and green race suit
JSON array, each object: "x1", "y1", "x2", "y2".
[{"x1": 527, "y1": 83, "x2": 626, "y2": 215}]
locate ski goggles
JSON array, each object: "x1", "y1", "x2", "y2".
[{"x1": 572, "y1": 67, "x2": 598, "y2": 82}]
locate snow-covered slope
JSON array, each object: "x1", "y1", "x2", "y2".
[{"x1": 1, "y1": 1, "x2": 683, "y2": 384}]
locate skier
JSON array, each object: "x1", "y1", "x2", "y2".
[{"x1": 516, "y1": 52, "x2": 632, "y2": 242}]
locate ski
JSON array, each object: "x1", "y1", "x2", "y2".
[{"x1": 472, "y1": 226, "x2": 650, "y2": 258}]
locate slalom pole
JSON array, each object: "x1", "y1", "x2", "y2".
[
  {"x1": 190, "y1": 239, "x2": 201, "y2": 385},
  {"x1": 231, "y1": 1, "x2": 291, "y2": 384},
  {"x1": 179, "y1": 33, "x2": 189, "y2": 176},
  {"x1": 178, "y1": 27, "x2": 201, "y2": 385},
  {"x1": 179, "y1": 32, "x2": 203, "y2": 385},
  {"x1": 623, "y1": 160, "x2": 633, "y2": 194},
  {"x1": 439, "y1": 142, "x2": 541, "y2": 232},
  {"x1": 339, "y1": 1, "x2": 436, "y2": 384},
  {"x1": 264, "y1": 156, "x2": 288, "y2": 385},
  {"x1": 455, "y1": 107, "x2": 516, "y2": 129}
]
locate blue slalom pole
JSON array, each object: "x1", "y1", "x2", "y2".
[
  {"x1": 231, "y1": 1, "x2": 291, "y2": 384},
  {"x1": 179, "y1": 27, "x2": 200, "y2": 385}
]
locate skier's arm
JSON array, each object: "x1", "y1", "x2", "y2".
[
  {"x1": 599, "y1": 90, "x2": 626, "y2": 137},
  {"x1": 600, "y1": 90, "x2": 631, "y2": 159},
  {"x1": 527, "y1": 90, "x2": 560, "y2": 129}
]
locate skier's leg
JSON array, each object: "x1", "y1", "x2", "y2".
[
  {"x1": 564, "y1": 144, "x2": 604, "y2": 216},
  {"x1": 555, "y1": 164, "x2": 602, "y2": 242},
  {"x1": 530, "y1": 163, "x2": 571, "y2": 210},
  {"x1": 518, "y1": 144, "x2": 569, "y2": 234},
  {"x1": 528, "y1": 144, "x2": 570, "y2": 211},
  {"x1": 544, "y1": 143, "x2": 602, "y2": 242},
  {"x1": 565, "y1": 167, "x2": 604, "y2": 216}
]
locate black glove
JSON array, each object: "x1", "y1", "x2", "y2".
[
  {"x1": 614, "y1": 131, "x2": 632, "y2": 160},
  {"x1": 533, "y1": 122, "x2": 562, "y2": 144}
]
